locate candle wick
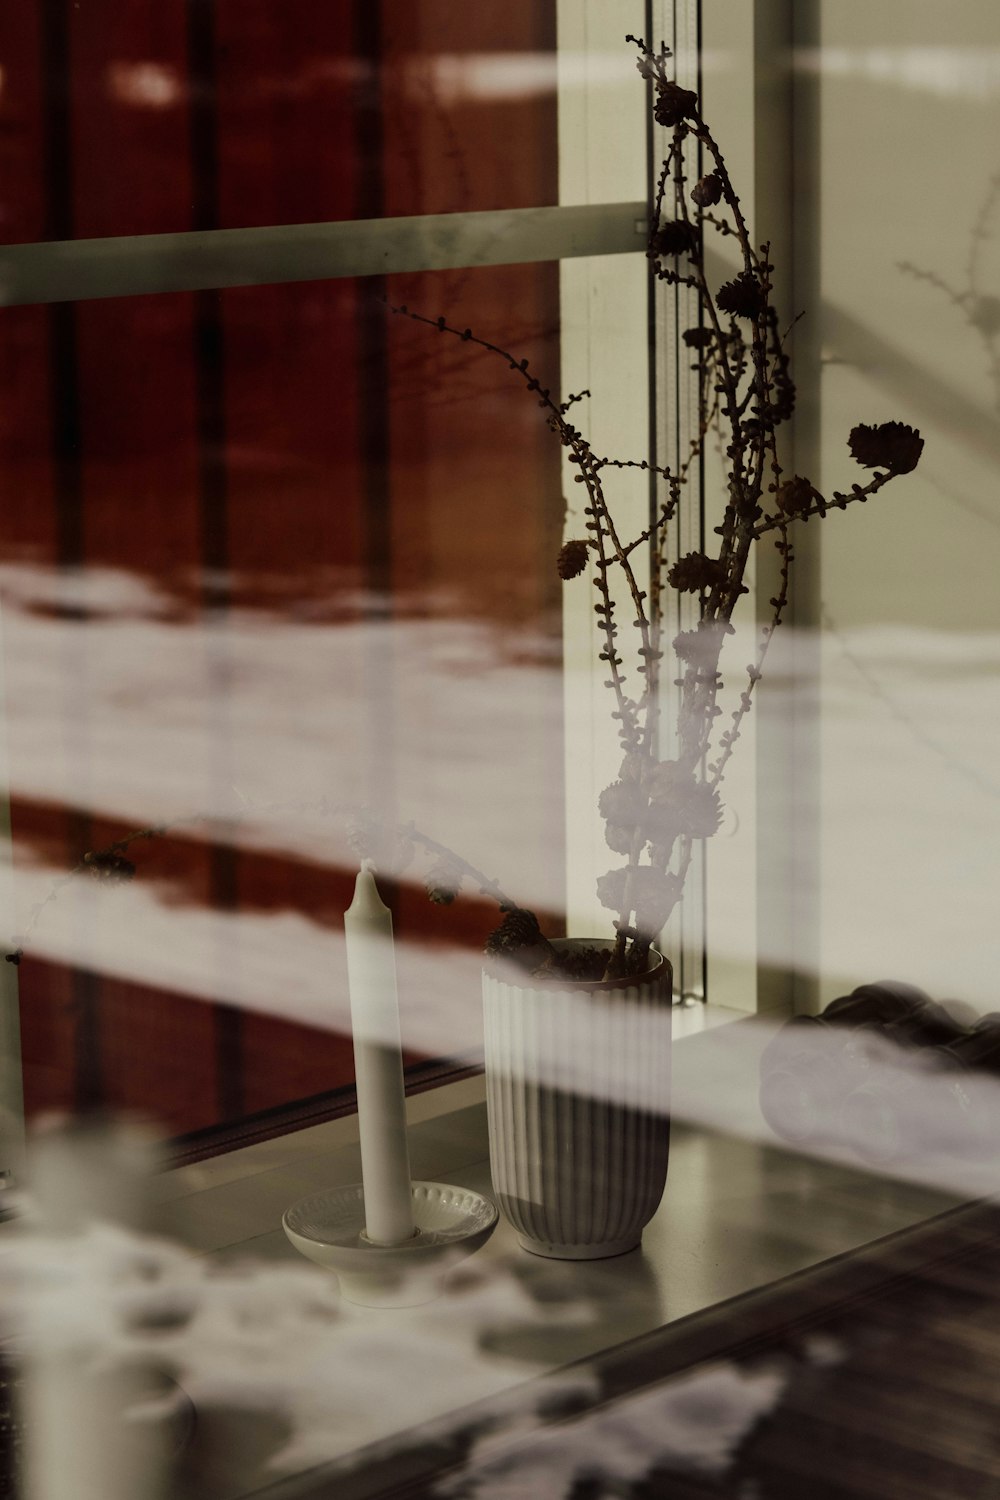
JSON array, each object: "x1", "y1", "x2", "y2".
[{"x1": 361, "y1": 858, "x2": 377, "y2": 875}]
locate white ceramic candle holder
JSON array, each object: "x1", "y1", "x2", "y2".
[{"x1": 283, "y1": 1181, "x2": 498, "y2": 1307}]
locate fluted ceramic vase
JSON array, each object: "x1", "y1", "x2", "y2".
[{"x1": 483, "y1": 939, "x2": 672, "y2": 1260}]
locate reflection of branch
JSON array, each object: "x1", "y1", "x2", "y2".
[
  {"x1": 820, "y1": 606, "x2": 1000, "y2": 804},
  {"x1": 6, "y1": 812, "x2": 214, "y2": 966},
  {"x1": 966, "y1": 170, "x2": 1000, "y2": 300},
  {"x1": 388, "y1": 322, "x2": 558, "y2": 414},
  {"x1": 923, "y1": 466, "x2": 1000, "y2": 534},
  {"x1": 4, "y1": 795, "x2": 523, "y2": 968},
  {"x1": 709, "y1": 524, "x2": 792, "y2": 788},
  {"x1": 379, "y1": 51, "x2": 560, "y2": 411},
  {"x1": 392, "y1": 52, "x2": 475, "y2": 222},
  {"x1": 900, "y1": 170, "x2": 1000, "y2": 411}
]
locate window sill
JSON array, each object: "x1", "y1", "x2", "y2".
[
  {"x1": 147, "y1": 1004, "x2": 969, "y2": 1496},
  {"x1": 153, "y1": 1001, "x2": 752, "y2": 1242}
]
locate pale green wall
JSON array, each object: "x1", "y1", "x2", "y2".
[{"x1": 803, "y1": 0, "x2": 1000, "y2": 1009}]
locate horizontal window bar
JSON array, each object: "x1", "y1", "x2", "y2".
[{"x1": 0, "y1": 201, "x2": 647, "y2": 308}]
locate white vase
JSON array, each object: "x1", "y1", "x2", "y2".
[{"x1": 483, "y1": 938, "x2": 672, "y2": 1260}]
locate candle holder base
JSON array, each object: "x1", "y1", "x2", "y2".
[{"x1": 282, "y1": 1181, "x2": 498, "y2": 1307}]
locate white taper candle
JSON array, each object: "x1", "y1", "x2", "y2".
[{"x1": 343, "y1": 860, "x2": 415, "y2": 1245}]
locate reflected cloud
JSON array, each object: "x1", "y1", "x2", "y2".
[
  {"x1": 674, "y1": 1010, "x2": 1000, "y2": 1208},
  {"x1": 714, "y1": 621, "x2": 1000, "y2": 1011},
  {"x1": 5, "y1": 558, "x2": 1000, "y2": 1034},
  {"x1": 440, "y1": 1361, "x2": 787, "y2": 1499},
  {"x1": 0, "y1": 562, "x2": 566, "y2": 921},
  {"x1": 425, "y1": 52, "x2": 633, "y2": 105},
  {"x1": 106, "y1": 62, "x2": 184, "y2": 110},
  {"x1": 794, "y1": 45, "x2": 1000, "y2": 101},
  {"x1": 8, "y1": 864, "x2": 488, "y2": 1061},
  {"x1": 1, "y1": 1214, "x2": 597, "y2": 1487},
  {"x1": 406, "y1": 51, "x2": 700, "y2": 107}
]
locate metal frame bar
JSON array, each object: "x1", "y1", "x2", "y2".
[
  {"x1": 0, "y1": 201, "x2": 646, "y2": 307},
  {"x1": 651, "y1": 0, "x2": 707, "y2": 1004}
]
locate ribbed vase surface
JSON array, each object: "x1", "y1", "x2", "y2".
[{"x1": 483, "y1": 940, "x2": 672, "y2": 1259}]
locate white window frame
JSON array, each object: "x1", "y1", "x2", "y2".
[
  {"x1": 695, "y1": 0, "x2": 803, "y2": 1019},
  {"x1": 558, "y1": 0, "x2": 803, "y2": 1019},
  {"x1": 558, "y1": 0, "x2": 721, "y2": 1013}
]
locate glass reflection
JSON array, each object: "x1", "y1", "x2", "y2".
[{"x1": 1, "y1": 262, "x2": 564, "y2": 1138}]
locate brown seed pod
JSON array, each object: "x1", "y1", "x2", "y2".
[
  {"x1": 848, "y1": 421, "x2": 924, "y2": 474},
  {"x1": 651, "y1": 219, "x2": 700, "y2": 258},
  {"x1": 717, "y1": 272, "x2": 765, "y2": 321},
  {"x1": 667, "y1": 551, "x2": 726, "y2": 594},
  {"x1": 557, "y1": 539, "x2": 591, "y2": 580},
  {"x1": 691, "y1": 172, "x2": 722, "y2": 207},
  {"x1": 653, "y1": 80, "x2": 699, "y2": 128},
  {"x1": 775, "y1": 475, "x2": 820, "y2": 517}
]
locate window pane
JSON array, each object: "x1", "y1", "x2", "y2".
[
  {"x1": 798, "y1": 0, "x2": 1000, "y2": 1013},
  {"x1": 0, "y1": 0, "x2": 561, "y2": 245},
  {"x1": 0, "y1": 261, "x2": 570, "y2": 1140}
]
